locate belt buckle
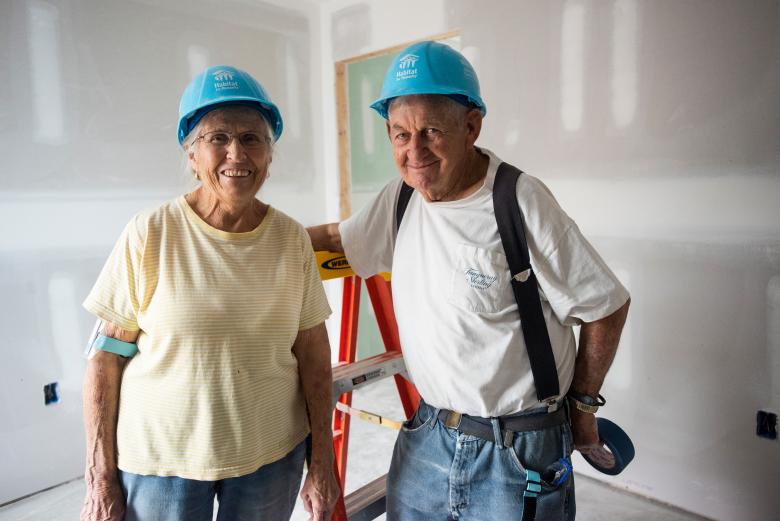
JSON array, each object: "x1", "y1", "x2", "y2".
[
  {"x1": 502, "y1": 429, "x2": 514, "y2": 448},
  {"x1": 444, "y1": 411, "x2": 462, "y2": 429}
]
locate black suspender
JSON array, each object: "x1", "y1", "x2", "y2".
[
  {"x1": 395, "y1": 162, "x2": 560, "y2": 403},
  {"x1": 493, "y1": 163, "x2": 560, "y2": 402},
  {"x1": 396, "y1": 182, "x2": 415, "y2": 233}
]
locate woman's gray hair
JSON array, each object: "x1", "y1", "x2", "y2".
[{"x1": 181, "y1": 106, "x2": 275, "y2": 181}]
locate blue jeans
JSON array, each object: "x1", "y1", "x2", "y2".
[
  {"x1": 386, "y1": 402, "x2": 575, "y2": 521},
  {"x1": 119, "y1": 440, "x2": 305, "y2": 521}
]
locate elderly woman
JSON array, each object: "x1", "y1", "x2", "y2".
[{"x1": 80, "y1": 65, "x2": 339, "y2": 521}]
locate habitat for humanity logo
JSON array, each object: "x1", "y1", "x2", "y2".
[
  {"x1": 396, "y1": 53, "x2": 419, "y2": 81},
  {"x1": 213, "y1": 69, "x2": 240, "y2": 91},
  {"x1": 464, "y1": 268, "x2": 497, "y2": 290}
]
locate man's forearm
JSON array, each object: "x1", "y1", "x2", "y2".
[
  {"x1": 570, "y1": 299, "x2": 630, "y2": 396},
  {"x1": 307, "y1": 223, "x2": 343, "y2": 253}
]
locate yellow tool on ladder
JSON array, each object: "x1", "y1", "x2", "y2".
[{"x1": 316, "y1": 251, "x2": 390, "y2": 282}]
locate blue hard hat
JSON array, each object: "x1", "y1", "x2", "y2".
[
  {"x1": 370, "y1": 41, "x2": 487, "y2": 119},
  {"x1": 177, "y1": 65, "x2": 283, "y2": 145}
]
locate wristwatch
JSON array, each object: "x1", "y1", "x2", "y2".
[{"x1": 567, "y1": 390, "x2": 606, "y2": 414}]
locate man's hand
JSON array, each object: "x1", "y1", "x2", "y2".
[
  {"x1": 570, "y1": 408, "x2": 617, "y2": 469},
  {"x1": 300, "y1": 463, "x2": 341, "y2": 521},
  {"x1": 80, "y1": 476, "x2": 125, "y2": 521}
]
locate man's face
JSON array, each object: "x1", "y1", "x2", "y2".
[{"x1": 386, "y1": 95, "x2": 481, "y2": 202}]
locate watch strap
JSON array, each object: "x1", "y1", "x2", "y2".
[{"x1": 567, "y1": 390, "x2": 606, "y2": 414}]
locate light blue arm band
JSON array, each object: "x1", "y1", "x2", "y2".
[{"x1": 94, "y1": 335, "x2": 139, "y2": 358}]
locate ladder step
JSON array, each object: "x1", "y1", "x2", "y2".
[
  {"x1": 335, "y1": 402, "x2": 403, "y2": 430},
  {"x1": 332, "y1": 351, "x2": 409, "y2": 398},
  {"x1": 344, "y1": 474, "x2": 388, "y2": 521}
]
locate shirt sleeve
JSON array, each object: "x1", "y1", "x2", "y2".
[
  {"x1": 298, "y1": 228, "x2": 333, "y2": 331},
  {"x1": 533, "y1": 222, "x2": 630, "y2": 326},
  {"x1": 338, "y1": 178, "x2": 403, "y2": 278},
  {"x1": 82, "y1": 216, "x2": 145, "y2": 331},
  {"x1": 518, "y1": 174, "x2": 630, "y2": 326}
]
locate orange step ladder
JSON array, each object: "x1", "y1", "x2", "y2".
[{"x1": 316, "y1": 253, "x2": 420, "y2": 520}]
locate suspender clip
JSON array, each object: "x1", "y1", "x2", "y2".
[{"x1": 513, "y1": 269, "x2": 531, "y2": 283}]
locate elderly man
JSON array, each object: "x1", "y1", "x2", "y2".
[{"x1": 309, "y1": 41, "x2": 629, "y2": 520}]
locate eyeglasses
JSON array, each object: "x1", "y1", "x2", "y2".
[{"x1": 195, "y1": 130, "x2": 271, "y2": 150}]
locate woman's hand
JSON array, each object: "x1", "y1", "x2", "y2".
[
  {"x1": 81, "y1": 476, "x2": 125, "y2": 521},
  {"x1": 300, "y1": 462, "x2": 341, "y2": 521}
]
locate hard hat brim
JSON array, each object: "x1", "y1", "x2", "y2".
[
  {"x1": 370, "y1": 90, "x2": 487, "y2": 120},
  {"x1": 177, "y1": 66, "x2": 284, "y2": 146},
  {"x1": 178, "y1": 98, "x2": 283, "y2": 145}
]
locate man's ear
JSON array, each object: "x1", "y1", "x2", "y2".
[{"x1": 465, "y1": 109, "x2": 483, "y2": 146}]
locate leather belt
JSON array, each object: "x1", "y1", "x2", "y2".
[{"x1": 421, "y1": 401, "x2": 568, "y2": 447}]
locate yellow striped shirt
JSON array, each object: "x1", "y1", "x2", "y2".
[{"x1": 84, "y1": 196, "x2": 331, "y2": 480}]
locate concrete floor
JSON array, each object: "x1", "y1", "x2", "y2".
[{"x1": 0, "y1": 378, "x2": 710, "y2": 521}]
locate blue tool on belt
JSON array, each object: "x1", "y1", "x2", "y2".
[{"x1": 581, "y1": 417, "x2": 635, "y2": 475}]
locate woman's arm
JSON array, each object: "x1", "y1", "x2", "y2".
[
  {"x1": 81, "y1": 322, "x2": 137, "y2": 521},
  {"x1": 292, "y1": 322, "x2": 340, "y2": 521}
]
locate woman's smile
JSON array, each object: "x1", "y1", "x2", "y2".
[{"x1": 219, "y1": 168, "x2": 253, "y2": 178}]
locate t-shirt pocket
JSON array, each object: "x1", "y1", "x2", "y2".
[{"x1": 448, "y1": 244, "x2": 514, "y2": 314}]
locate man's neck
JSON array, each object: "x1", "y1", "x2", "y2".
[{"x1": 428, "y1": 148, "x2": 489, "y2": 202}]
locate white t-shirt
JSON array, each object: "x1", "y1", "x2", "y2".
[{"x1": 340, "y1": 148, "x2": 629, "y2": 417}]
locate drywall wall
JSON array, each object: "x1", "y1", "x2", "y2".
[
  {"x1": 322, "y1": 1, "x2": 780, "y2": 520},
  {"x1": 2, "y1": 1, "x2": 778, "y2": 518},
  {"x1": 0, "y1": 0, "x2": 325, "y2": 504}
]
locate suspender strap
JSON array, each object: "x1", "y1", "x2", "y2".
[
  {"x1": 396, "y1": 182, "x2": 415, "y2": 232},
  {"x1": 493, "y1": 162, "x2": 560, "y2": 402}
]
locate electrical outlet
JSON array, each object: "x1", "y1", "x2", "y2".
[
  {"x1": 756, "y1": 410, "x2": 777, "y2": 440},
  {"x1": 44, "y1": 382, "x2": 59, "y2": 405}
]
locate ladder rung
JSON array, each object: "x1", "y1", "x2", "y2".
[
  {"x1": 335, "y1": 402, "x2": 402, "y2": 430},
  {"x1": 344, "y1": 474, "x2": 387, "y2": 521},
  {"x1": 332, "y1": 351, "x2": 409, "y2": 399}
]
